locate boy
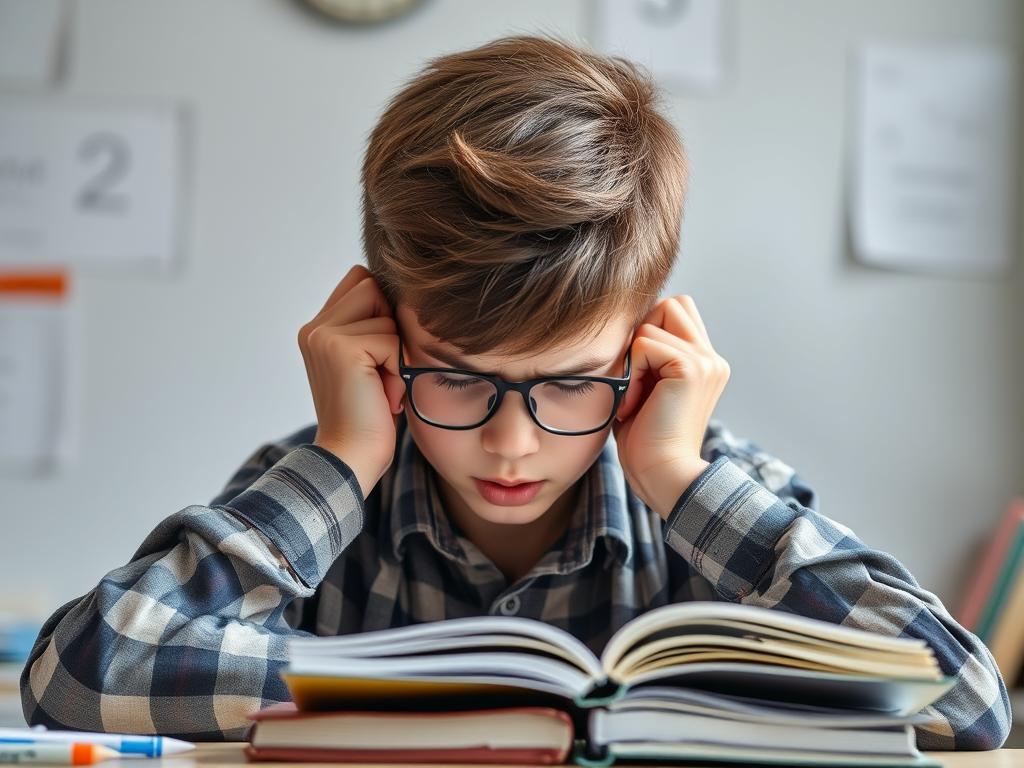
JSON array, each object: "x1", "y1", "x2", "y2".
[{"x1": 21, "y1": 34, "x2": 1009, "y2": 749}]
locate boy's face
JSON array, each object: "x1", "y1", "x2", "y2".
[{"x1": 395, "y1": 303, "x2": 634, "y2": 527}]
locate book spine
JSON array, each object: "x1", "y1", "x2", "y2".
[
  {"x1": 958, "y1": 500, "x2": 1024, "y2": 629},
  {"x1": 571, "y1": 740, "x2": 613, "y2": 767},
  {"x1": 986, "y1": 556, "x2": 1024, "y2": 688},
  {"x1": 976, "y1": 518, "x2": 1024, "y2": 642},
  {"x1": 246, "y1": 744, "x2": 572, "y2": 764},
  {"x1": 573, "y1": 680, "x2": 624, "y2": 709}
]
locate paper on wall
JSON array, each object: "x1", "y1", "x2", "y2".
[
  {"x1": 849, "y1": 43, "x2": 1020, "y2": 277},
  {"x1": 592, "y1": 0, "x2": 729, "y2": 92},
  {"x1": 0, "y1": 271, "x2": 77, "y2": 470},
  {"x1": 0, "y1": 96, "x2": 187, "y2": 269}
]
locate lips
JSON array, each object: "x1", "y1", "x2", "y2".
[
  {"x1": 479, "y1": 478, "x2": 538, "y2": 487},
  {"x1": 473, "y1": 478, "x2": 545, "y2": 506}
]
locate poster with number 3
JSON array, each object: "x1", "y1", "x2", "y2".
[{"x1": 0, "y1": 97, "x2": 187, "y2": 268}]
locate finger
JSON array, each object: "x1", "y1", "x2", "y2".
[
  {"x1": 618, "y1": 335, "x2": 690, "y2": 422},
  {"x1": 301, "y1": 281, "x2": 373, "y2": 350},
  {"x1": 347, "y1": 329, "x2": 403, "y2": 378},
  {"x1": 346, "y1": 318, "x2": 405, "y2": 409},
  {"x1": 385, "y1": 370, "x2": 408, "y2": 414},
  {"x1": 304, "y1": 321, "x2": 399, "y2": 374},
  {"x1": 356, "y1": 332, "x2": 406, "y2": 412},
  {"x1": 635, "y1": 321, "x2": 688, "y2": 353},
  {"x1": 308, "y1": 324, "x2": 406, "y2": 413},
  {"x1": 676, "y1": 295, "x2": 712, "y2": 346},
  {"x1": 317, "y1": 275, "x2": 391, "y2": 328},
  {"x1": 640, "y1": 322, "x2": 726, "y2": 402},
  {"x1": 643, "y1": 298, "x2": 704, "y2": 347},
  {"x1": 334, "y1": 316, "x2": 397, "y2": 337},
  {"x1": 317, "y1": 264, "x2": 370, "y2": 315}
]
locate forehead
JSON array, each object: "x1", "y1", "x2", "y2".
[{"x1": 395, "y1": 303, "x2": 632, "y2": 362}]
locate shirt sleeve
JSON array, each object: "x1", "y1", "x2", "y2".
[
  {"x1": 20, "y1": 442, "x2": 365, "y2": 740},
  {"x1": 661, "y1": 445, "x2": 1012, "y2": 752}
]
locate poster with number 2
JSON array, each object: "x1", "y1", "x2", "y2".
[{"x1": 0, "y1": 97, "x2": 186, "y2": 268}]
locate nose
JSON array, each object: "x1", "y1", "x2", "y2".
[{"x1": 481, "y1": 388, "x2": 541, "y2": 455}]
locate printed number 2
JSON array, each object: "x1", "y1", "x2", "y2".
[{"x1": 76, "y1": 132, "x2": 131, "y2": 214}]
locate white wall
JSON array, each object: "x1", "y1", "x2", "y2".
[{"x1": 3, "y1": 0, "x2": 1022, "y2": 619}]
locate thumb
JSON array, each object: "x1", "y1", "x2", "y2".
[
  {"x1": 618, "y1": 369, "x2": 649, "y2": 423},
  {"x1": 382, "y1": 370, "x2": 406, "y2": 414}
]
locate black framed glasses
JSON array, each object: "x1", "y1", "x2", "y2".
[{"x1": 398, "y1": 342, "x2": 632, "y2": 436}]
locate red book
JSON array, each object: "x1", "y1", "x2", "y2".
[{"x1": 244, "y1": 702, "x2": 574, "y2": 764}]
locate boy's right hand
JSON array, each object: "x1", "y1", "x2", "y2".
[{"x1": 298, "y1": 264, "x2": 406, "y2": 499}]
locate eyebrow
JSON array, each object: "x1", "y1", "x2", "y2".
[{"x1": 418, "y1": 342, "x2": 617, "y2": 378}]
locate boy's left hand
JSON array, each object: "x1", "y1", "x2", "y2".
[{"x1": 611, "y1": 295, "x2": 731, "y2": 520}]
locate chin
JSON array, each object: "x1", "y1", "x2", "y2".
[{"x1": 469, "y1": 499, "x2": 551, "y2": 526}]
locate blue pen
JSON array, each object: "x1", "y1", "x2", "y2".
[{"x1": 0, "y1": 729, "x2": 195, "y2": 758}]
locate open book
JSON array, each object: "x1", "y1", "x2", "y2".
[{"x1": 281, "y1": 601, "x2": 955, "y2": 766}]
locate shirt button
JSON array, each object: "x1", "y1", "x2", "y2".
[{"x1": 499, "y1": 595, "x2": 521, "y2": 615}]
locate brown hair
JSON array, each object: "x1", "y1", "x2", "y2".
[{"x1": 361, "y1": 33, "x2": 688, "y2": 356}]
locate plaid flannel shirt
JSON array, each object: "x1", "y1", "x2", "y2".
[{"x1": 21, "y1": 415, "x2": 1010, "y2": 748}]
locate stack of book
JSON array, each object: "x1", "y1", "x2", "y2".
[
  {"x1": 245, "y1": 601, "x2": 954, "y2": 766},
  {"x1": 957, "y1": 497, "x2": 1024, "y2": 688}
]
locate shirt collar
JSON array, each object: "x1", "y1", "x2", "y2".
[{"x1": 387, "y1": 414, "x2": 634, "y2": 572}]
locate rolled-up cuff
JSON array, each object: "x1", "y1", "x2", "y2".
[
  {"x1": 214, "y1": 444, "x2": 365, "y2": 588},
  {"x1": 662, "y1": 456, "x2": 800, "y2": 600}
]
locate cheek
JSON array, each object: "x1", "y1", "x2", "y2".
[
  {"x1": 573, "y1": 430, "x2": 612, "y2": 465},
  {"x1": 407, "y1": 416, "x2": 469, "y2": 467}
]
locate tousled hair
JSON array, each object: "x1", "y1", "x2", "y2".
[{"x1": 362, "y1": 33, "x2": 688, "y2": 356}]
